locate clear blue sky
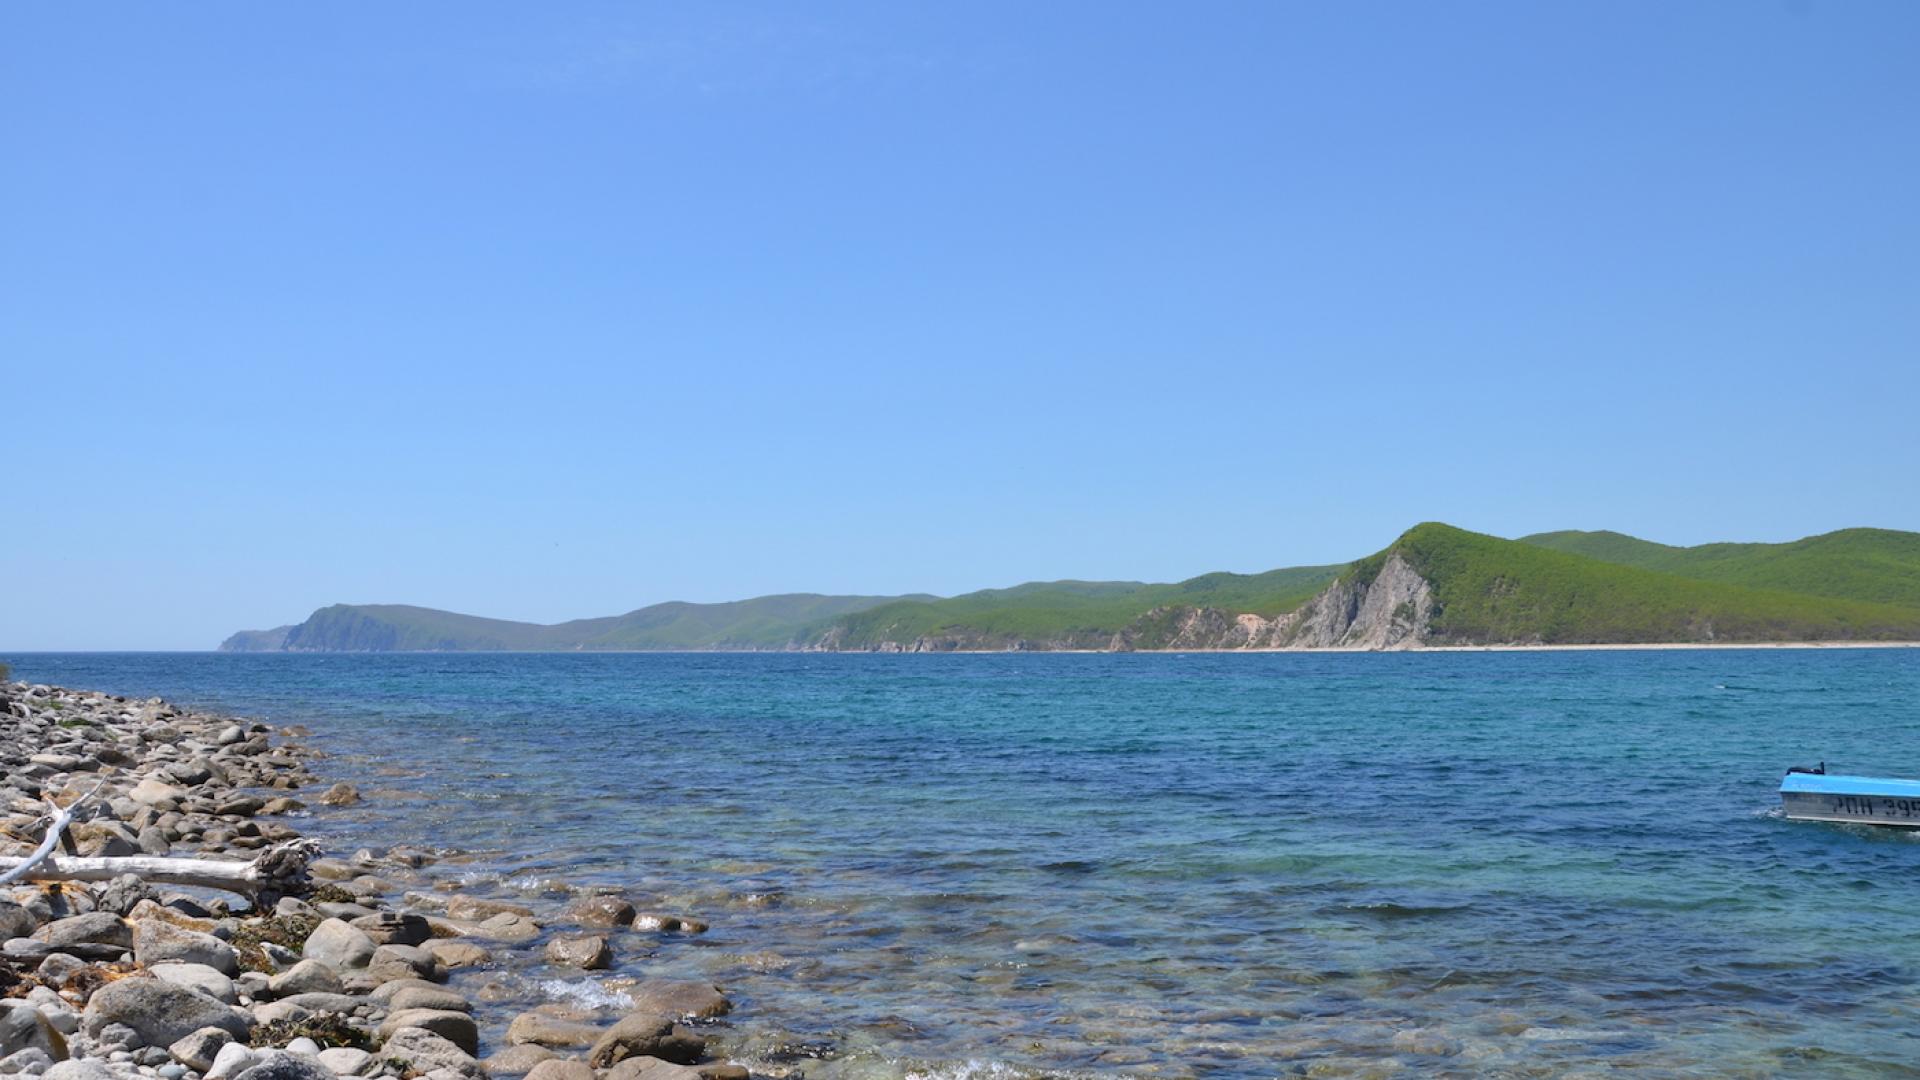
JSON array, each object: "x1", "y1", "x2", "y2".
[{"x1": 4, "y1": 2, "x2": 1917, "y2": 650}]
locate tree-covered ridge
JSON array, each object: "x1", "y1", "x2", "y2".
[
  {"x1": 1399, "y1": 523, "x2": 1920, "y2": 644},
  {"x1": 818, "y1": 566, "x2": 1341, "y2": 649},
  {"x1": 251, "y1": 594, "x2": 925, "y2": 652},
  {"x1": 1520, "y1": 527, "x2": 1920, "y2": 608}
]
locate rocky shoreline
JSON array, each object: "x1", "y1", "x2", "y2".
[{"x1": 1, "y1": 682, "x2": 748, "y2": 1080}]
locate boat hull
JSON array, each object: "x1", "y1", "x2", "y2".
[{"x1": 1779, "y1": 772, "x2": 1920, "y2": 827}]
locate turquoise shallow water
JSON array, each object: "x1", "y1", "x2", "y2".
[{"x1": 13, "y1": 650, "x2": 1920, "y2": 1077}]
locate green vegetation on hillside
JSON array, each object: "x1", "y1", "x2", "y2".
[
  {"x1": 1520, "y1": 528, "x2": 1920, "y2": 609},
  {"x1": 248, "y1": 594, "x2": 922, "y2": 652},
  {"x1": 820, "y1": 565, "x2": 1342, "y2": 648},
  {"x1": 1398, "y1": 524, "x2": 1920, "y2": 644},
  {"x1": 224, "y1": 523, "x2": 1920, "y2": 651}
]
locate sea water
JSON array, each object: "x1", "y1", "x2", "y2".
[{"x1": 13, "y1": 650, "x2": 1920, "y2": 1077}]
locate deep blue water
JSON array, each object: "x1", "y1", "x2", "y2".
[{"x1": 11, "y1": 650, "x2": 1920, "y2": 1077}]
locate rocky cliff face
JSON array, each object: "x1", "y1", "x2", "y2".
[
  {"x1": 1099, "y1": 553, "x2": 1431, "y2": 651},
  {"x1": 1281, "y1": 552, "x2": 1432, "y2": 650}
]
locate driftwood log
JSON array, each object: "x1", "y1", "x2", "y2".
[
  {"x1": 0, "y1": 776, "x2": 108, "y2": 888},
  {"x1": 0, "y1": 774, "x2": 321, "y2": 900},
  {"x1": 0, "y1": 841, "x2": 321, "y2": 899}
]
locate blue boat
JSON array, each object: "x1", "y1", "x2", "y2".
[{"x1": 1780, "y1": 766, "x2": 1920, "y2": 826}]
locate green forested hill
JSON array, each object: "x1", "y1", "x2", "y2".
[
  {"x1": 1520, "y1": 527, "x2": 1920, "y2": 608},
  {"x1": 819, "y1": 564, "x2": 1342, "y2": 649},
  {"x1": 241, "y1": 594, "x2": 925, "y2": 652},
  {"x1": 1392, "y1": 524, "x2": 1920, "y2": 644}
]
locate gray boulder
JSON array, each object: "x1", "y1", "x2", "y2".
[
  {"x1": 95, "y1": 874, "x2": 157, "y2": 916},
  {"x1": 32, "y1": 913, "x2": 129, "y2": 950},
  {"x1": 0, "y1": 1047, "x2": 56, "y2": 1076},
  {"x1": 0, "y1": 901, "x2": 35, "y2": 942},
  {"x1": 301, "y1": 919, "x2": 375, "y2": 970},
  {"x1": 365, "y1": 944, "x2": 441, "y2": 985},
  {"x1": 384, "y1": 987, "x2": 470, "y2": 1014},
  {"x1": 316, "y1": 1047, "x2": 370, "y2": 1076},
  {"x1": 136, "y1": 919, "x2": 241, "y2": 975},
  {"x1": 266, "y1": 959, "x2": 343, "y2": 998},
  {"x1": 204, "y1": 1043, "x2": 260, "y2": 1080},
  {"x1": 33, "y1": 955, "x2": 85, "y2": 984},
  {"x1": 0, "y1": 1002, "x2": 65, "y2": 1061},
  {"x1": 169, "y1": 1026, "x2": 236, "y2": 1072},
  {"x1": 231, "y1": 1051, "x2": 335, "y2": 1080},
  {"x1": 379, "y1": 1010, "x2": 478, "y2": 1055},
  {"x1": 350, "y1": 912, "x2": 431, "y2": 947},
  {"x1": 41, "y1": 1062, "x2": 113, "y2": 1080},
  {"x1": 377, "y1": 1028, "x2": 483, "y2": 1080},
  {"x1": 82, "y1": 977, "x2": 251, "y2": 1048},
  {"x1": 148, "y1": 962, "x2": 238, "y2": 1004},
  {"x1": 275, "y1": 992, "x2": 368, "y2": 1016}
]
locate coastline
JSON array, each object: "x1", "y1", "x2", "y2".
[
  {"x1": 0, "y1": 680, "x2": 747, "y2": 1080},
  {"x1": 188, "y1": 639, "x2": 1920, "y2": 657}
]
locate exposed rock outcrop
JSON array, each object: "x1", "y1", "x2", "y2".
[
  {"x1": 1283, "y1": 553, "x2": 1432, "y2": 650},
  {"x1": 1106, "y1": 553, "x2": 1433, "y2": 651}
]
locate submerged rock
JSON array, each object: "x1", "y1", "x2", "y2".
[
  {"x1": 628, "y1": 981, "x2": 731, "y2": 1021},
  {"x1": 505, "y1": 1010, "x2": 602, "y2": 1049}
]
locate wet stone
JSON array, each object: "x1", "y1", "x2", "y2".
[{"x1": 543, "y1": 935, "x2": 612, "y2": 970}]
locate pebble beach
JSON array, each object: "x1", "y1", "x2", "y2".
[{"x1": 0, "y1": 680, "x2": 747, "y2": 1080}]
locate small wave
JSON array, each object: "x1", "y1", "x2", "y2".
[
  {"x1": 506, "y1": 874, "x2": 573, "y2": 893},
  {"x1": 903, "y1": 1061, "x2": 1091, "y2": 1080},
  {"x1": 1519, "y1": 1026, "x2": 1638, "y2": 1043},
  {"x1": 1036, "y1": 859, "x2": 1097, "y2": 874},
  {"x1": 1336, "y1": 900, "x2": 1474, "y2": 920},
  {"x1": 536, "y1": 978, "x2": 634, "y2": 1011}
]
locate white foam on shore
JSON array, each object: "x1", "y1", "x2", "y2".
[
  {"x1": 901, "y1": 1061, "x2": 1091, "y2": 1080},
  {"x1": 536, "y1": 977, "x2": 634, "y2": 1011}
]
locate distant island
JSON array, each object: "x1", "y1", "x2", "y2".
[{"x1": 222, "y1": 523, "x2": 1920, "y2": 653}]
